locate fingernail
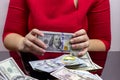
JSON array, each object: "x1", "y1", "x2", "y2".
[
  {"x1": 41, "y1": 33, "x2": 44, "y2": 37},
  {"x1": 70, "y1": 39, "x2": 73, "y2": 43},
  {"x1": 44, "y1": 45, "x2": 47, "y2": 49},
  {"x1": 71, "y1": 45, "x2": 76, "y2": 48}
]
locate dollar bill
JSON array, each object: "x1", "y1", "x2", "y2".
[
  {"x1": 0, "y1": 57, "x2": 38, "y2": 80},
  {"x1": 38, "y1": 31, "x2": 80, "y2": 53},
  {"x1": 54, "y1": 52, "x2": 102, "y2": 71},
  {"x1": 54, "y1": 54, "x2": 89, "y2": 67},
  {"x1": 0, "y1": 58, "x2": 25, "y2": 80},
  {"x1": 51, "y1": 67, "x2": 103, "y2": 80},
  {"x1": 29, "y1": 59, "x2": 65, "y2": 73},
  {"x1": 0, "y1": 57, "x2": 25, "y2": 80},
  {"x1": 50, "y1": 67, "x2": 85, "y2": 80},
  {"x1": 68, "y1": 69, "x2": 103, "y2": 80},
  {"x1": 70, "y1": 52, "x2": 102, "y2": 71}
]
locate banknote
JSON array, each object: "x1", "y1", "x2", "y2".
[
  {"x1": 71, "y1": 52, "x2": 102, "y2": 71},
  {"x1": 51, "y1": 67, "x2": 103, "y2": 80},
  {"x1": 54, "y1": 53, "x2": 102, "y2": 71},
  {"x1": 29, "y1": 59, "x2": 65, "y2": 73},
  {"x1": 54, "y1": 54, "x2": 89, "y2": 67},
  {"x1": 0, "y1": 57, "x2": 38, "y2": 80},
  {"x1": 50, "y1": 67, "x2": 85, "y2": 80},
  {"x1": 38, "y1": 31, "x2": 81, "y2": 53},
  {"x1": 0, "y1": 57, "x2": 25, "y2": 80},
  {"x1": 68, "y1": 69, "x2": 103, "y2": 80}
]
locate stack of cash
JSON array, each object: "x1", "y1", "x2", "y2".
[{"x1": 0, "y1": 58, "x2": 38, "y2": 80}]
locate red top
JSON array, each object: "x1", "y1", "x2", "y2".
[{"x1": 3, "y1": 0, "x2": 111, "y2": 75}]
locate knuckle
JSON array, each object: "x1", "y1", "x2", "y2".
[
  {"x1": 82, "y1": 29, "x2": 86, "y2": 33},
  {"x1": 23, "y1": 38, "x2": 27, "y2": 44},
  {"x1": 31, "y1": 36, "x2": 37, "y2": 42},
  {"x1": 32, "y1": 28, "x2": 37, "y2": 32}
]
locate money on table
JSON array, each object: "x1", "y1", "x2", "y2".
[
  {"x1": 29, "y1": 54, "x2": 88, "y2": 73},
  {"x1": 29, "y1": 53, "x2": 102, "y2": 73}
]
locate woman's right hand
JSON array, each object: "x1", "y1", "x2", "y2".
[{"x1": 17, "y1": 29, "x2": 47, "y2": 55}]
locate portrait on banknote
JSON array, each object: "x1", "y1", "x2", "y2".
[{"x1": 47, "y1": 34, "x2": 63, "y2": 51}]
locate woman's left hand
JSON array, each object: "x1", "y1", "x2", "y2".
[{"x1": 70, "y1": 29, "x2": 89, "y2": 57}]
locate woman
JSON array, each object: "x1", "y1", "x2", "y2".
[{"x1": 3, "y1": 0, "x2": 111, "y2": 79}]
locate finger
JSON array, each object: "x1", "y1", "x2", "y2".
[
  {"x1": 23, "y1": 46, "x2": 44, "y2": 56},
  {"x1": 78, "y1": 48, "x2": 88, "y2": 57},
  {"x1": 70, "y1": 35, "x2": 89, "y2": 44},
  {"x1": 71, "y1": 41, "x2": 89, "y2": 49},
  {"x1": 72, "y1": 29, "x2": 86, "y2": 37},
  {"x1": 26, "y1": 34, "x2": 47, "y2": 49},
  {"x1": 30, "y1": 29, "x2": 44, "y2": 36},
  {"x1": 23, "y1": 39, "x2": 46, "y2": 53}
]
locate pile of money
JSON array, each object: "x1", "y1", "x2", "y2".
[
  {"x1": 0, "y1": 58, "x2": 38, "y2": 80},
  {"x1": 29, "y1": 52, "x2": 102, "y2": 73}
]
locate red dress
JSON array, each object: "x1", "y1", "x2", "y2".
[{"x1": 3, "y1": 0, "x2": 111, "y2": 75}]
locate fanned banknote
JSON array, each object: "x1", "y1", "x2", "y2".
[
  {"x1": 72, "y1": 52, "x2": 102, "y2": 71},
  {"x1": 38, "y1": 31, "x2": 81, "y2": 53},
  {"x1": 29, "y1": 58, "x2": 66, "y2": 73},
  {"x1": 0, "y1": 57, "x2": 38, "y2": 80}
]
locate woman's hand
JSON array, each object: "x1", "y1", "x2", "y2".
[
  {"x1": 18, "y1": 29, "x2": 47, "y2": 55},
  {"x1": 70, "y1": 29, "x2": 89, "y2": 57}
]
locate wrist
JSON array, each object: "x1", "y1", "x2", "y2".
[{"x1": 17, "y1": 37, "x2": 25, "y2": 52}]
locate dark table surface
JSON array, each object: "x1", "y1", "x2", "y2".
[{"x1": 101, "y1": 51, "x2": 120, "y2": 80}]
